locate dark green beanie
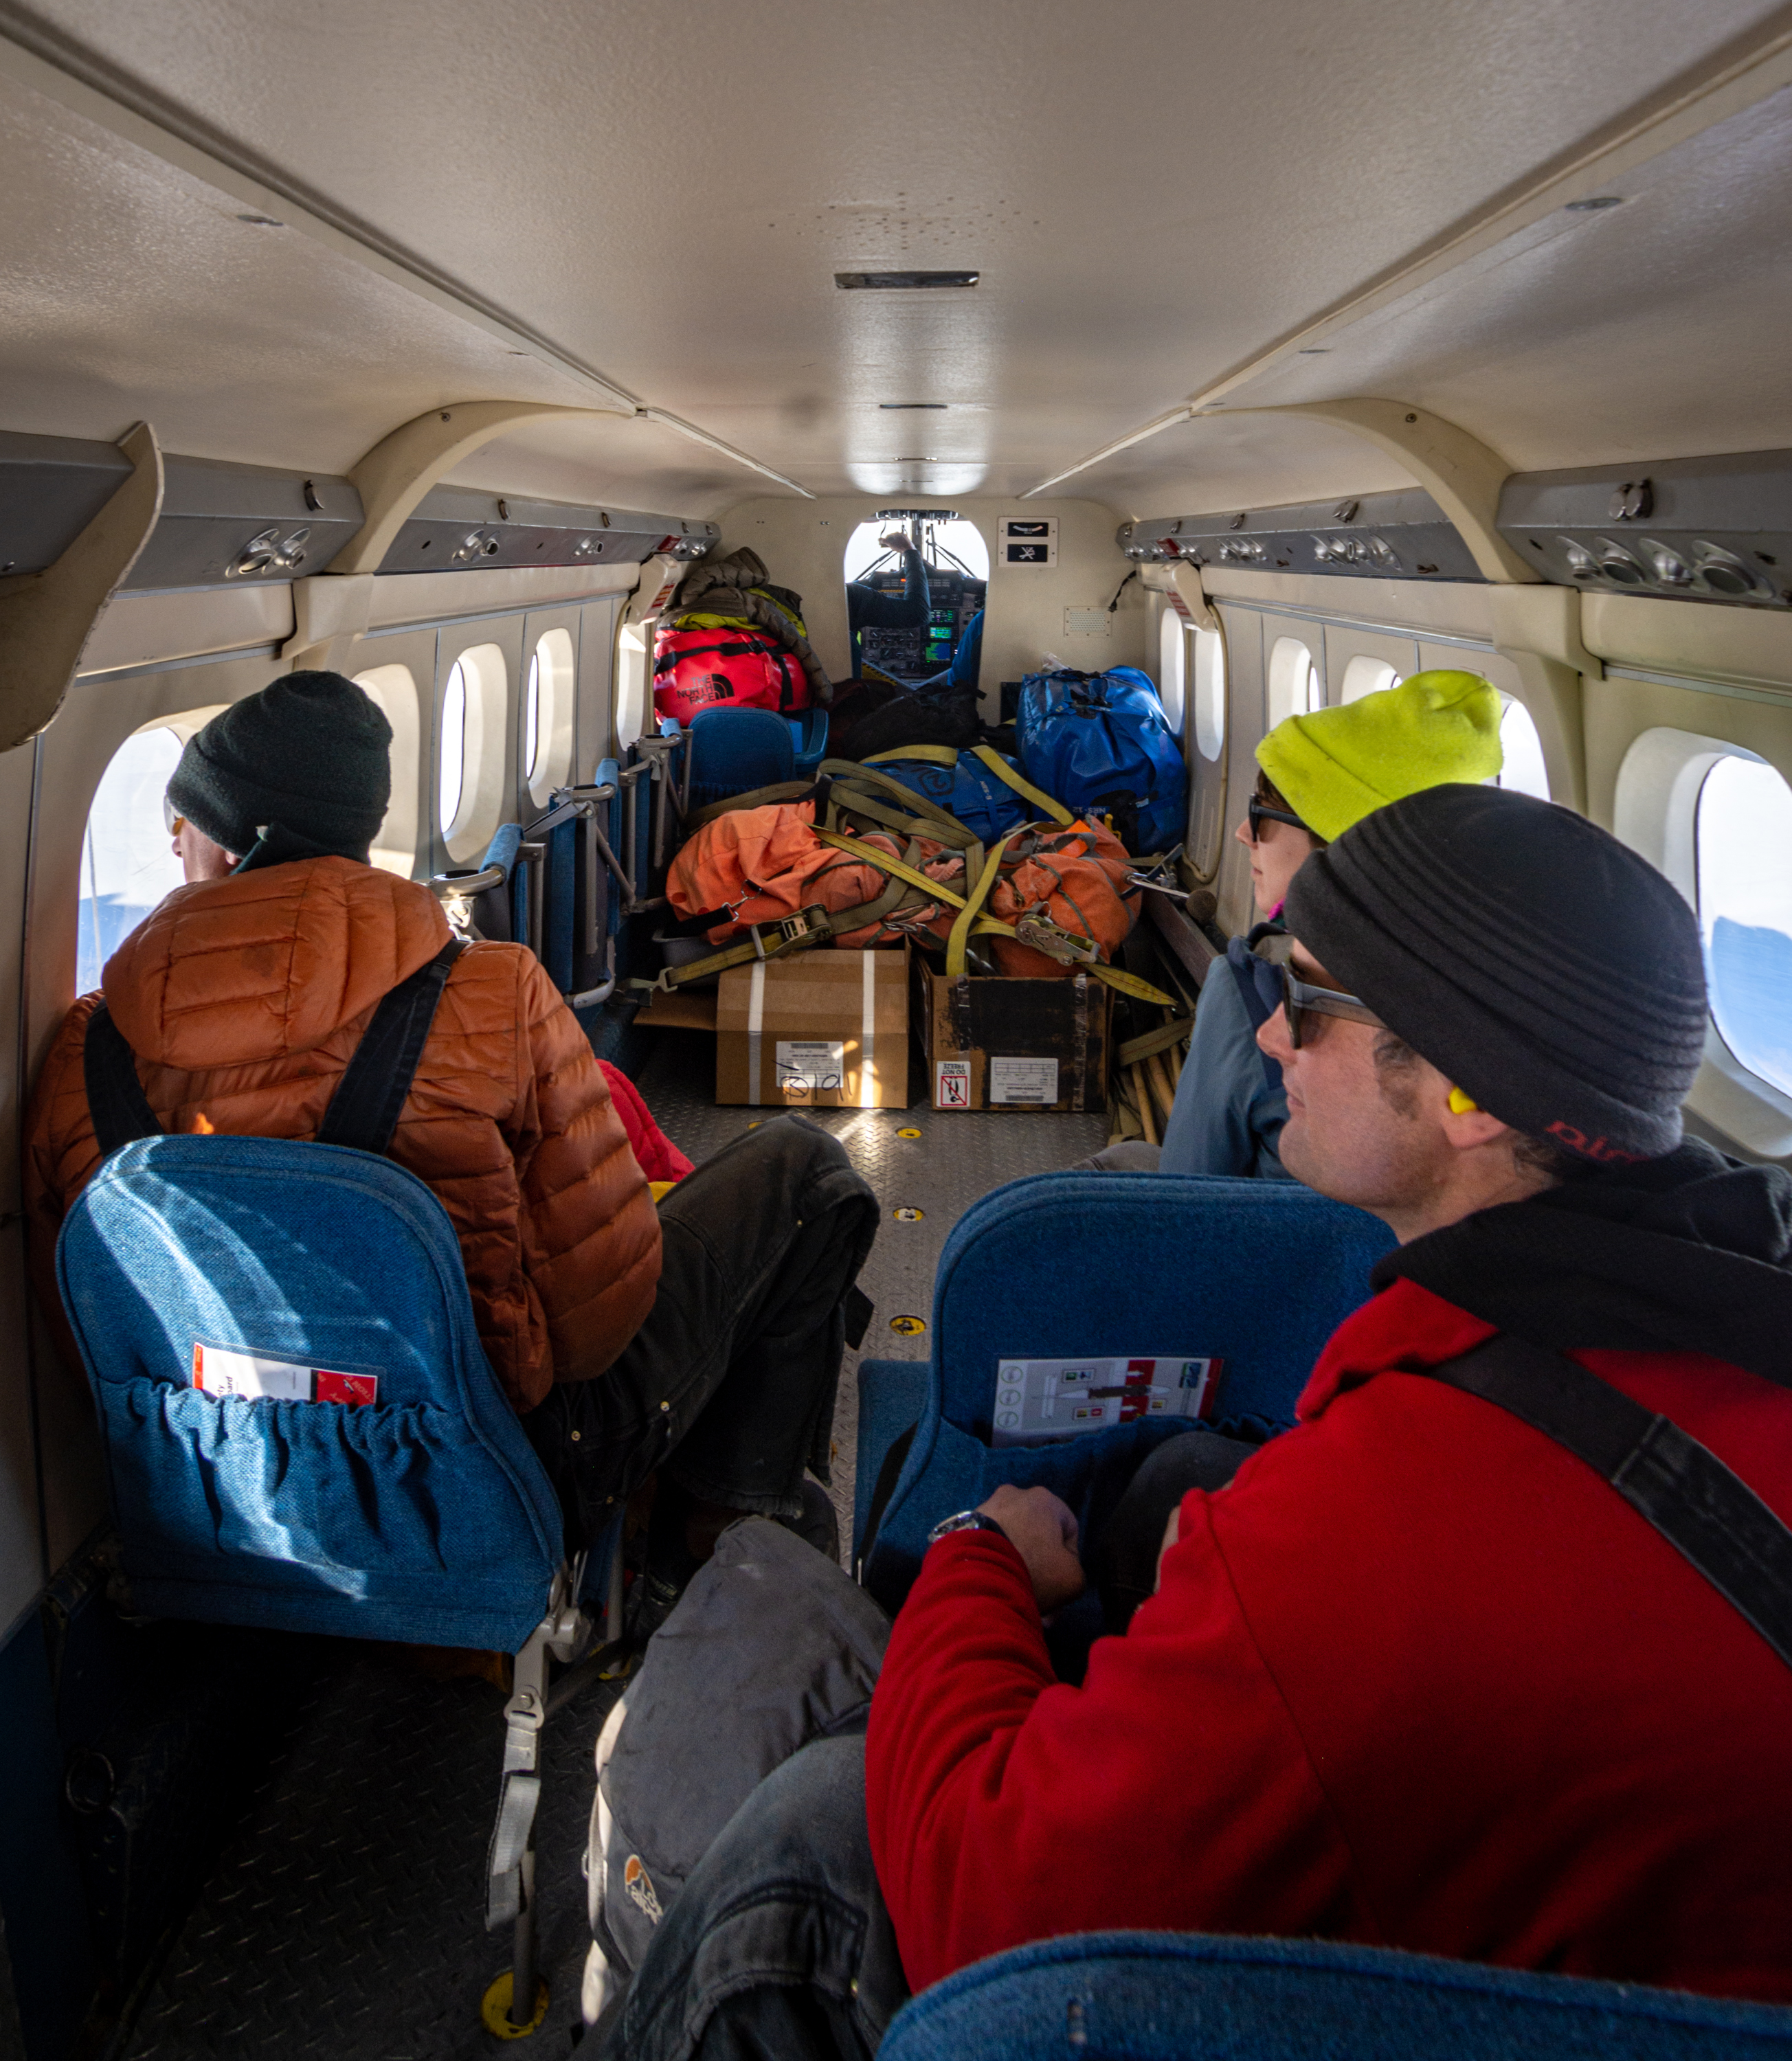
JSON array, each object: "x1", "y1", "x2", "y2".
[{"x1": 166, "y1": 671, "x2": 392, "y2": 861}]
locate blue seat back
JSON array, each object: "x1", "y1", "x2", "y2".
[
  {"x1": 880, "y1": 1933, "x2": 1792, "y2": 2060},
  {"x1": 686, "y1": 706, "x2": 794, "y2": 807},
  {"x1": 57, "y1": 1136, "x2": 562, "y2": 1652},
  {"x1": 861, "y1": 1173, "x2": 1394, "y2": 1609}
]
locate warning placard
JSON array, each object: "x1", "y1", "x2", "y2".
[
  {"x1": 935, "y1": 1059, "x2": 972, "y2": 1108},
  {"x1": 989, "y1": 1355, "x2": 1220, "y2": 1447}
]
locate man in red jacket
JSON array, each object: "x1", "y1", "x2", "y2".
[{"x1": 598, "y1": 785, "x2": 1792, "y2": 2061}]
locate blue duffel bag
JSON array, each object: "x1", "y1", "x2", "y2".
[
  {"x1": 1017, "y1": 666, "x2": 1188, "y2": 855},
  {"x1": 859, "y1": 743, "x2": 1071, "y2": 844}
]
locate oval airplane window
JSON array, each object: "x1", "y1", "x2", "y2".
[
  {"x1": 1339, "y1": 655, "x2": 1400, "y2": 704},
  {"x1": 440, "y1": 642, "x2": 508, "y2": 861},
  {"x1": 355, "y1": 664, "x2": 421, "y2": 877},
  {"x1": 1267, "y1": 637, "x2": 1321, "y2": 725},
  {"x1": 1697, "y1": 752, "x2": 1792, "y2": 1101},
  {"x1": 526, "y1": 627, "x2": 576, "y2": 809},
  {"x1": 1495, "y1": 695, "x2": 1551, "y2": 799},
  {"x1": 615, "y1": 620, "x2": 649, "y2": 752},
  {"x1": 438, "y1": 660, "x2": 467, "y2": 835},
  {"x1": 1192, "y1": 624, "x2": 1226, "y2": 764},
  {"x1": 77, "y1": 723, "x2": 187, "y2": 994},
  {"x1": 1157, "y1": 609, "x2": 1187, "y2": 731}
]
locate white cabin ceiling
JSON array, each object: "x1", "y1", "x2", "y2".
[{"x1": 0, "y1": 0, "x2": 1789, "y2": 520}]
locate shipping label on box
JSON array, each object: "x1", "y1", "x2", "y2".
[
  {"x1": 990, "y1": 1355, "x2": 1222, "y2": 1448},
  {"x1": 917, "y1": 961, "x2": 1110, "y2": 1112},
  {"x1": 717, "y1": 947, "x2": 910, "y2": 1108}
]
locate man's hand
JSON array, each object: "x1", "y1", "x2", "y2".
[
  {"x1": 878, "y1": 528, "x2": 912, "y2": 553},
  {"x1": 976, "y1": 1485, "x2": 1086, "y2": 1613}
]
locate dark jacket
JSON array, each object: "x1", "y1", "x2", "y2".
[{"x1": 868, "y1": 1142, "x2": 1792, "y2": 2001}]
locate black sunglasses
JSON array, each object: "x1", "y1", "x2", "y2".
[
  {"x1": 1247, "y1": 796, "x2": 1310, "y2": 842},
  {"x1": 1281, "y1": 965, "x2": 1387, "y2": 1048}
]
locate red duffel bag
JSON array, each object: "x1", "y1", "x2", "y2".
[{"x1": 653, "y1": 624, "x2": 811, "y2": 723}]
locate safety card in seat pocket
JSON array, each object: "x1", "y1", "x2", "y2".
[
  {"x1": 992, "y1": 1355, "x2": 1221, "y2": 1446},
  {"x1": 192, "y1": 1340, "x2": 381, "y2": 1406}
]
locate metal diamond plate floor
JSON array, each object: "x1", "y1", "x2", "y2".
[
  {"x1": 631, "y1": 1028, "x2": 1109, "y2": 1556},
  {"x1": 118, "y1": 1026, "x2": 1104, "y2": 2060}
]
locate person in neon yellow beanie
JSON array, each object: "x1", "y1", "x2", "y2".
[{"x1": 1157, "y1": 669, "x2": 1503, "y2": 1178}]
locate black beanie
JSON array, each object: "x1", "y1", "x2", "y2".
[
  {"x1": 1284, "y1": 785, "x2": 1708, "y2": 1164},
  {"x1": 166, "y1": 671, "x2": 392, "y2": 862}
]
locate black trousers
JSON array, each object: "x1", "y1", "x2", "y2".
[
  {"x1": 526, "y1": 1115, "x2": 878, "y2": 1546},
  {"x1": 1092, "y1": 1425, "x2": 1258, "y2": 1634}
]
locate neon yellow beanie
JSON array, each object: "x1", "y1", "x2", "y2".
[{"x1": 1255, "y1": 669, "x2": 1504, "y2": 843}]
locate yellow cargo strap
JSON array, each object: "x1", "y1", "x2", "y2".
[
  {"x1": 946, "y1": 833, "x2": 1020, "y2": 978},
  {"x1": 862, "y1": 743, "x2": 1075, "y2": 828},
  {"x1": 815, "y1": 829, "x2": 1174, "y2": 1006},
  {"x1": 968, "y1": 745, "x2": 1075, "y2": 826}
]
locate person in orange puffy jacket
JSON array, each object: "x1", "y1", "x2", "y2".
[{"x1": 26, "y1": 673, "x2": 875, "y2": 1621}]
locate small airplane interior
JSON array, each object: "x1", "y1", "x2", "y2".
[{"x1": 1, "y1": 3, "x2": 1791, "y2": 2056}]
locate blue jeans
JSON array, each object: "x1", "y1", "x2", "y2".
[{"x1": 594, "y1": 1733, "x2": 908, "y2": 2061}]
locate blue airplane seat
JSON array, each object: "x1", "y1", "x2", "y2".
[
  {"x1": 686, "y1": 706, "x2": 795, "y2": 807},
  {"x1": 57, "y1": 1133, "x2": 620, "y2": 2012},
  {"x1": 787, "y1": 705, "x2": 829, "y2": 774},
  {"x1": 57, "y1": 1134, "x2": 570, "y2": 1652},
  {"x1": 879, "y1": 1933, "x2": 1792, "y2": 2061},
  {"x1": 855, "y1": 1173, "x2": 1396, "y2": 1609}
]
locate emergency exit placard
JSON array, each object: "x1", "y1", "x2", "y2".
[{"x1": 990, "y1": 1355, "x2": 1221, "y2": 1447}]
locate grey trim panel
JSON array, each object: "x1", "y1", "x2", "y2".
[
  {"x1": 1497, "y1": 449, "x2": 1792, "y2": 609},
  {"x1": 1119, "y1": 488, "x2": 1483, "y2": 583},
  {"x1": 377, "y1": 488, "x2": 717, "y2": 576}
]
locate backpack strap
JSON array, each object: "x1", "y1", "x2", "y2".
[
  {"x1": 82, "y1": 1002, "x2": 166, "y2": 1156},
  {"x1": 80, "y1": 937, "x2": 469, "y2": 1161},
  {"x1": 1417, "y1": 1332, "x2": 1792, "y2": 1672},
  {"x1": 317, "y1": 938, "x2": 469, "y2": 1155}
]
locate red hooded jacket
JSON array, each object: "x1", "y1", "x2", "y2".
[{"x1": 866, "y1": 1263, "x2": 1792, "y2": 2003}]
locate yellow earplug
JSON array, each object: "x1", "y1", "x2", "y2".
[{"x1": 1447, "y1": 1086, "x2": 1479, "y2": 1115}]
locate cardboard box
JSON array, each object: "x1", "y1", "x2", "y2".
[
  {"x1": 717, "y1": 947, "x2": 911, "y2": 1108},
  {"x1": 915, "y1": 960, "x2": 1112, "y2": 1112}
]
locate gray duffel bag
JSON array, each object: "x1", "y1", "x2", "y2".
[{"x1": 582, "y1": 1517, "x2": 891, "y2": 2026}]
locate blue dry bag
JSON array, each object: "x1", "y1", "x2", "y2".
[
  {"x1": 860, "y1": 746, "x2": 1038, "y2": 844},
  {"x1": 1017, "y1": 666, "x2": 1188, "y2": 855}
]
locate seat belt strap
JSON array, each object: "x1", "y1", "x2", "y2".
[
  {"x1": 83, "y1": 1002, "x2": 166, "y2": 1155},
  {"x1": 317, "y1": 938, "x2": 469, "y2": 1155},
  {"x1": 1419, "y1": 1333, "x2": 1792, "y2": 1673}
]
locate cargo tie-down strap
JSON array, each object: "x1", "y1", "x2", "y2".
[
  {"x1": 813, "y1": 829, "x2": 1175, "y2": 1005},
  {"x1": 1418, "y1": 1331, "x2": 1792, "y2": 1672}
]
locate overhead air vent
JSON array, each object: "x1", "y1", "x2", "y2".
[
  {"x1": 1117, "y1": 488, "x2": 1480, "y2": 583},
  {"x1": 835, "y1": 270, "x2": 979, "y2": 290},
  {"x1": 379, "y1": 488, "x2": 717, "y2": 575},
  {"x1": 1497, "y1": 450, "x2": 1792, "y2": 607}
]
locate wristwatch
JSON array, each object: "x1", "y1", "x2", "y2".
[{"x1": 927, "y1": 1509, "x2": 1009, "y2": 1546}]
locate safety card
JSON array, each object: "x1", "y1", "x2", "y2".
[
  {"x1": 991, "y1": 1355, "x2": 1222, "y2": 1447},
  {"x1": 192, "y1": 1341, "x2": 381, "y2": 1407}
]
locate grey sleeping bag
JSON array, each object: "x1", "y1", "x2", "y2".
[{"x1": 583, "y1": 1518, "x2": 890, "y2": 2010}]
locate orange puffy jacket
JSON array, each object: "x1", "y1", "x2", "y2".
[{"x1": 25, "y1": 857, "x2": 661, "y2": 1415}]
